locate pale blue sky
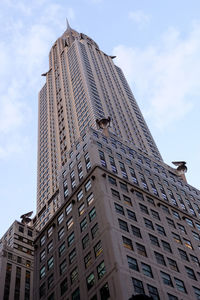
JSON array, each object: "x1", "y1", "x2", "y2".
[{"x1": 0, "y1": 0, "x2": 200, "y2": 237}]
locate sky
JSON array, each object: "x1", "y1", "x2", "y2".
[{"x1": 0, "y1": 0, "x2": 200, "y2": 237}]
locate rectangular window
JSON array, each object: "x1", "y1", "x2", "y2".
[
  {"x1": 127, "y1": 209, "x2": 137, "y2": 221},
  {"x1": 108, "y1": 176, "x2": 117, "y2": 185},
  {"x1": 118, "y1": 219, "x2": 129, "y2": 232},
  {"x1": 69, "y1": 248, "x2": 76, "y2": 264},
  {"x1": 58, "y1": 227, "x2": 65, "y2": 240},
  {"x1": 47, "y1": 241, "x2": 53, "y2": 253},
  {"x1": 59, "y1": 242, "x2": 66, "y2": 257},
  {"x1": 97, "y1": 261, "x2": 106, "y2": 279},
  {"x1": 185, "y1": 266, "x2": 196, "y2": 280},
  {"x1": 122, "y1": 236, "x2": 133, "y2": 250},
  {"x1": 120, "y1": 182, "x2": 128, "y2": 192},
  {"x1": 94, "y1": 241, "x2": 103, "y2": 257},
  {"x1": 147, "y1": 285, "x2": 160, "y2": 300},
  {"x1": 136, "y1": 243, "x2": 147, "y2": 256},
  {"x1": 60, "y1": 259, "x2": 67, "y2": 275},
  {"x1": 144, "y1": 218, "x2": 154, "y2": 230},
  {"x1": 89, "y1": 207, "x2": 96, "y2": 222},
  {"x1": 84, "y1": 252, "x2": 92, "y2": 269},
  {"x1": 167, "y1": 218, "x2": 176, "y2": 228},
  {"x1": 66, "y1": 203, "x2": 72, "y2": 215},
  {"x1": 91, "y1": 223, "x2": 99, "y2": 239},
  {"x1": 160, "y1": 271, "x2": 173, "y2": 286},
  {"x1": 123, "y1": 195, "x2": 132, "y2": 206},
  {"x1": 132, "y1": 278, "x2": 144, "y2": 294},
  {"x1": 178, "y1": 249, "x2": 189, "y2": 261},
  {"x1": 57, "y1": 213, "x2": 64, "y2": 225},
  {"x1": 47, "y1": 256, "x2": 54, "y2": 270},
  {"x1": 141, "y1": 263, "x2": 153, "y2": 278},
  {"x1": 82, "y1": 234, "x2": 89, "y2": 249},
  {"x1": 80, "y1": 218, "x2": 87, "y2": 232},
  {"x1": 66, "y1": 217, "x2": 73, "y2": 230},
  {"x1": 87, "y1": 193, "x2": 94, "y2": 206},
  {"x1": 154, "y1": 252, "x2": 166, "y2": 265},
  {"x1": 100, "y1": 283, "x2": 110, "y2": 300},
  {"x1": 161, "y1": 240, "x2": 172, "y2": 253},
  {"x1": 131, "y1": 225, "x2": 142, "y2": 238},
  {"x1": 67, "y1": 232, "x2": 75, "y2": 247},
  {"x1": 149, "y1": 234, "x2": 160, "y2": 247},
  {"x1": 78, "y1": 203, "x2": 85, "y2": 216},
  {"x1": 151, "y1": 210, "x2": 160, "y2": 220},
  {"x1": 115, "y1": 203, "x2": 124, "y2": 215},
  {"x1": 87, "y1": 272, "x2": 95, "y2": 290},
  {"x1": 70, "y1": 267, "x2": 78, "y2": 284},
  {"x1": 167, "y1": 258, "x2": 179, "y2": 272},
  {"x1": 172, "y1": 232, "x2": 182, "y2": 244},
  {"x1": 127, "y1": 256, "x2": 139, "y2": 271},
  {"x1": 77, "y1": 190, "x2": 83, "y2": 202},
  {"x1": 111, "y1": 189, "x2": 120, "y2": 200},
  {"x1": 174, "y1": 278, "x2": 187, "y2": 293},
  {"x1": 60, "y1": 277, "x2": 68, "y2": 296},
  {"x1": 139, "y1": 203, "x2": 149, "y2": 214},
  {"x1": 85, "y1": 180, "x2": 92, "y2": 192},
  {"x1": 156, "y1": 224, "x2": 166, "y2": 236},
  {"x1": 40, "y1": 266, "x2": 45, "y2": 279}
]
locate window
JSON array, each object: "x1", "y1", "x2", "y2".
[
  {"x1": 174, "y1": 278, "x2": 187, "y2": 293},
  {"x1": 91, "y1": 223, "x2": 98, "y2": 239},
  {"x1": 123, "y1": 195, "x2": 132, "y2": 206},
  {"x1": 77, "y1": 190, "x2": 83, "y2": 202},
  {"x1": 185, "y1": 266, "x2": 196, "y2": 280},
  {"x1": 89, "y1": 207, "x2": 96, "y2": 221},
  {"x1": 80, "y1": 218, "x2": 87, "y2": 232},
  {"x1": 94, "y1": 241, "x2": 103, "y2": 257},
  {"x1": 161, "y1": 204, "x2": 170, "y2": 214},
  {"x1": 127, "y1": 209, "x2": 136, "y2": 221},
  {"x1": 132, "y1": 278, "x2": 144, "y2": 294},
  {"x1": 87, "y1": 273, "x2": 95, "y2": 290},
  {"x1": 147, "y1": 285, "x2": 160, "y2": 300},
  {"x1": 149, "y1": 234, "x2": 160, "y2": 247},
  {"x1": 84, "y1": 252, "x2": 92, "y2": 269},
  {"x1": 135, "y1": 191, "x2": 144, "y2": 200},
  {"x1": 66, "y1": 203, "x2": 72, "y2": 215},
  {"x1": 193, "y1": 286, "x2": 200, "y2": 300},
  {"x1": 122, "y1": 236, "x2": 133, "y2": 250},
  {"x1": 146, "y1": 196, "x2": 155, "y2": 205},
  {"x1": 87, "y1": 193, "x2": 94, "y2": 206},
  {"x1": 78, "y1": 203, "x2": 85, "y2": 216},
  {"x1": 184, "y1": 238, "x2": 193, "y2": 249},
  {"x1": 48, "y1": 274, "x2": 54, "y2": 289},
  {"x1": 57, "y1": 213, "x2": 64, "y2": 225},
  {"x1": 40, "y1": 250, "x2": 45, "y2": 262},
  {"x1": 172, "y1": 210, "x2": 180, "y2": 219},
  {"x1": 192, "y1": 231, "x2": 200, "y2": 241},
  {"x1": 40, "y1": 266, "x2": 45, "y2": 279},
  {"x1": 172, "y1": 232, "x2": 182, "y2": 244},
  {"x1": 111, "y1": 189, "x2": 120, "y2": 200},
  {"x1": 139, "y1": 203, "x2": 149, "y2": 214},
  {"x1": 97, "y1": 261, "x2": 106, "y2": 279},
  {"x1": 161, "y1": 240, "x2": 172, "y2": 253},
  {"x1": 118, "y1": 219, "x2": 129, "y2": 232},
  {"x1": 85, "y1": 180, "x2": 92, "y2": 192},
  {"x1": 59, "y1": 259, "x2": 67, "y2": 275},
  {"x1": 156, "y1": 224, "x2": 166, "y2": 236},
  {"x1": 69, "y1": 248, "x2": 76, "y2": 264},
  {"x1": 115, "y1": 203, "x2": 124, "y2": 215},
  {"x1": 108, "y1": 176, "x2": 117, "y2": 185},
  {"x1": 66, "y1": 217, "x2": 73, "y2": 230},
  {"x1": 58, "y1": 227, "x2": 65, "y2": 240},
  {"x1": 167, "y1": 218, "x2": 176, "y2": 228},
  {"x1": 190, "y1": 254, "x2": 199, "y2": 266},
  {"x1": 160, "y1": 271, "x2": 173, "y2": 286},
  {"x1": 177, "y1": 223, "x2": 186, "y2": 233},
  {"x1": 120, "y1": 182, "x2": 128, "y2": 192},
  {"x1": 178, "y1": 248, "x2": 188, "y2": 261},
  {"x1": 141, "y1": 263, "x2": 153, "y2": 278},
  {"x1": 59, "y1": 242, "x2": 66, "y2": 257},
  {"x1": 167, "y1": 258, "x2": 179, "y2": 272},
  {"x1": 154, "y1": 252, "x2": 166, "y2": 265},
  {"x1": 70, "y1": 267, "x2": 78, "y2": 284},
  {"x1": 72, "y1": 288, "x2": 80, "y2": 300},
  {"x1": 127, "y1": 256, "x2": 139, "y2": 271},
  {"x1": 47, "y1": 226, "x2": 53, "y2": 237},
  {"x1": 47, "y1": 256, "x2": 54, "y2": 270},
  {"x1": 47, "y1": 241, "x2": 53, "y2": 253},
  {"x1": 82, "y1": 234, "x2": 89, "y2": 249},
  {"x1": 67, "y1": 232, "x2": 75, "y2": 247},
  {"x1": 100, "y1": 282, "x2": 110, "y2": 300},
  {"x1": 185, "y1": 217, "x2": 194, "y2": 227},
  {"x1": 144, "y1": 218, "x2": 154, "y2": 230},
  {"x1": 60, "y1": 278, "x2": 68, "y2": 296},
  {"x1": 151, "y1": 210, "x2": 160, "y2": 220},
  {"x1": 39, "y1": 283, "x2": 45, "y2": 298},
  {"x1": 40, "y1": 235, "x2": 46, "y2": 247},
  {"x1": 131, "y1": 225, "x2": 141, "y2": 238},
  {"x1": 136, "y1": 243, "x2": 147, "y2": 256}
]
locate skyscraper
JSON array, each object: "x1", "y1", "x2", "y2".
[
  {"x1": 33, "y1": 23, "x2": 200, "y2": 300},
  {"x1": 36, "y1": 22, "x2": 161, "y2": 229}
]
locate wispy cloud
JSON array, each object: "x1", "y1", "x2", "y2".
[
  {"x1": 113, "y1": 23, "x2": 200, "y2": 129},
  {"x1": 0, "y1": 1, "x2": 75, "y2": 158},
  {"x1": 128, "y1": 10, "x2": 151, "y2": 27}
]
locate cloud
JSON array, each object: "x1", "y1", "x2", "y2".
[
  {"x1": 113, "y1": 23, "x2": 200, "y2": 129},
  {"x1": 128, "y1": 10, "x2": 151, "y2": 27},
  {"x1": 0, "y1": 1, "x2": 76, "y2": 159}
]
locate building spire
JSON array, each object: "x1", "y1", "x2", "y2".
[{"x1": 66, "y1": 18, "x2": 71, "y2": 31}]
